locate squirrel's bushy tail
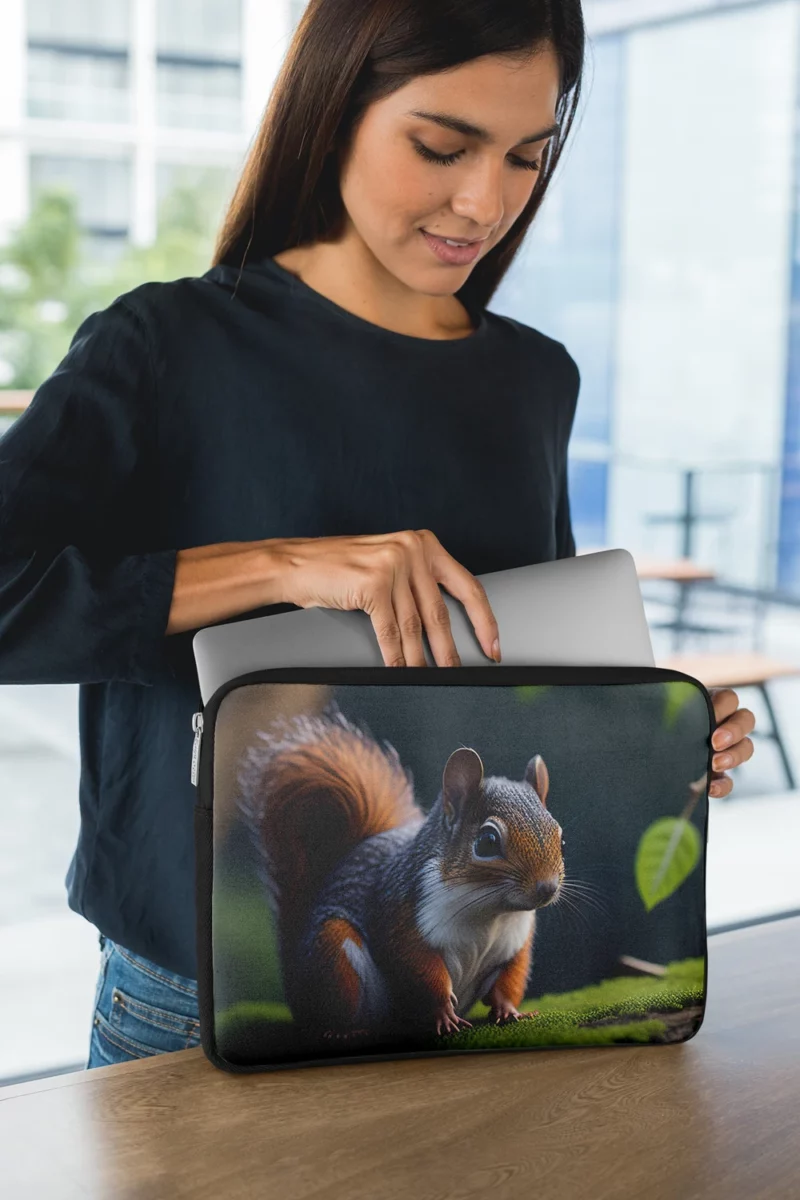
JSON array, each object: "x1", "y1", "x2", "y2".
[{"x1": 236, "y1": 700, "x2": 423, "y2": 944}]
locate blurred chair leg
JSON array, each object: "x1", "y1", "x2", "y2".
[
  {"x1": 757, "y1": 682, "x2": 796, "y2": 791},
  {"x1": 673, "y1": 581, "x2": 688, "y2": 652}
]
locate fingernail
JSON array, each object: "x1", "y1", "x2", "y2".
[
  {"x1": 492, "y1": 638, "x2": 501, "y2": 662},
  {"x1": 714, "y1": 730, "x2": 733, "y2": 748},
  {"x1": 714, "y1": 753, "x2": 733, "y2": 770}
]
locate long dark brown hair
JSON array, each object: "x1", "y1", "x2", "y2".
[{"x1": 212, "y1": 0, "x2": 586, "y2": 314}]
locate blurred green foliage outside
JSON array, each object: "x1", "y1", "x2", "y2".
[{"x1": 0, "y1": 175, "x2": 229, "y2": 391}]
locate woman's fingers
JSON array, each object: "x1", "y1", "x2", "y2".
[
  {"x1": 712, "y1": 734, "x2": 755, "y2": 774},
  {"x1": 364, "y1": 579, "x2": 409, "y2": 668},
  {"x1": 404, "y1": 544, "x2": 462, "y2": 667},
  {"x1": 278, "y1": 528, "x2": 499, "y2": 667},
  {"x1": 711, "y1": 704, "x2": 756, "y2": 751},
  {"x1": 710, "y1": 687, "x2": 758, "y2": 749},
  {"x1": 392, "y1": 570, "x2": 433, "y2": 667},
  {"x1": 710, "y1": 686, "x2": 741, "y2": 727},
  {"x1": 416, "y1": 529, "x2": 500, "y2": 664},
  {"x1": 707, "y1": 690, "x2": 758, "y2": 798}
]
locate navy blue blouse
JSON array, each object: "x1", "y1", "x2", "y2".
[{"x1": 0, "y1": 255, "x2": 580, "y2": 977}]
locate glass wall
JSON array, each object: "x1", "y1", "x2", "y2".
[
  {"x1": 496, "y1": 2, "x2": 799, "y2": 592},
  {"x1": 494, "y1": 32, "x2": 625, "y2": 555},
  {"x1": 779, "y1": 19, "x2": 800, "y2": 592}
]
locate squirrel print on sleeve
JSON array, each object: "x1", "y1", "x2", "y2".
[{"x1": 236, "y1": 700, "x2": 565, "y2": 1044}]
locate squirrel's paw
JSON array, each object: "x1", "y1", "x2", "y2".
[
  {"x1": 434, "y1": 996, "x2": 473, "y2": 1037},
  {"x1": 487, "y1": 1001, "x2": 540, "y2": 1024}
]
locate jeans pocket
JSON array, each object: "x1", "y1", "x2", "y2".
[
  {"x1": 91, "y1": 940, "x2": 201, "y2": 1064},
  {"x1": 92, "y1": 935, "x2": 112, "y2": 1013}
]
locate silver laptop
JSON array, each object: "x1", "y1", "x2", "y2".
[{"x1": 192, "y1": 548, "x2": 654, "y2": 705}]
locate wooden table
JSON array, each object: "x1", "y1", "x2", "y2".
[
  {"x1": 2, "y1": 917, "x2": 800, "y2": 1199},
  {"x1": 578, "y1": 548, "x2": 717, "y2": 582},
  {"x1": 626, "y1": 555, "x2": 717, "y2": 584}
]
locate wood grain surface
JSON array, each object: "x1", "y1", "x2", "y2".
[{"x1": 2, "y1": 916, "x2": 799, "y2": 1200}]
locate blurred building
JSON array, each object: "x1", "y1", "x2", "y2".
[{"x1": 0, "y1": 0, "x2": 291, "y2": 259}]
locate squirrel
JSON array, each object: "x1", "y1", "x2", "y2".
[{"x1": 236, "y1": 698, "x2": 565, "y2": 1045}]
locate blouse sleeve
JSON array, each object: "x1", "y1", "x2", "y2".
[
  {"x1": 554, "y1": 343, "x2": 580, "y2": 560},
  {"x1": 0, "y1": 298, "x2": 178, "y2": 686},
  {"x1": 555, "y1": 469, "x2": 576, "y2": 559}
]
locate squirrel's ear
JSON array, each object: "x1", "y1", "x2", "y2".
[
  {"x1": 524, "y1": 754, "x2": 549, "y2": 807},
  {"x1": 442, "y1": 747, "x2": 483, "y2": 825}
]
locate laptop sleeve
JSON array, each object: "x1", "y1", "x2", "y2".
[{"x1": 192, "y1": 664, "x2": 714, "y2": 1073}]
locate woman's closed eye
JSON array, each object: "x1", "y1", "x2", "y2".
[{"x1": 412, "y1": 141, "x2": 542, "y2": 173}]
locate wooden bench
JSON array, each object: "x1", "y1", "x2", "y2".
[{"x1": 657, "y1": 652, "x2": 800, "y2": 791}]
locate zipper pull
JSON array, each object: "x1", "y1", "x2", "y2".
[{"x1": 190, "y1": 711, "x2": 204, "y2": 787}]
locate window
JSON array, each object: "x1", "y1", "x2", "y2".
[
  {"x1": 27, "y1": 49, "x2": 130, "y2": 124},
  {"x1": 26, "y1": 0, "x2": 131, "y2": 124},
  {"x1": 156, "y1": 0, "x2": 242, "y2": 131},
  {"x1": 156, "y1": 61, "x2": 241, "y2": 132},
  {"x1": 29, "y1": 155, "x2": 131, "y2": 240},
  {"x1": 156, "y1": 0, "x2": 241, "y2": 59},
  {"x1": 155, "y1": 162, "x2": 235, "y2": 233},
  {"x1": 27, "y1": 0, "x2": 129, "y2": 46}
]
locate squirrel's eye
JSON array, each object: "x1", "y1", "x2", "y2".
[{"x1": 474, "y1": 827, "x2": 502, "y2": 858}]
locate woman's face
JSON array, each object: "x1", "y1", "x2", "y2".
[{"x1": 337, "y1": 47, "x2": 561, "y2": 296}]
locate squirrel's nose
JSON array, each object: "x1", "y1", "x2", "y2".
[{"x1": 533, "y1": 878, "x2": 559, "y2": 905}]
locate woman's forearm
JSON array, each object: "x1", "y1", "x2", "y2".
[{"x1": 165, "y1": 539, "x2": 290, "y2": 635}]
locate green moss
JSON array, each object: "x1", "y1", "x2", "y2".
[
  {"x1": 212, "y1": 880, "x2": 285, "y2": 1002},
  {"x1": 213, "y1": 957, "x2": 705, "y2": 1054},
  {"x1": 449, "y1": 956, "x2": 705, "y2": 1050},
  {"x1": 442, "y1": 1017, "x2": 669, "y2": 1050},
  {"x1": 468, "y1": 956, "x2": 704, "y2": 1020},
  {"x1": 216, "y1": 1000, "x2": 293, "y2": 1037}
]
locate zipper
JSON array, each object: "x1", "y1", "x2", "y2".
[
  {"x1": 193, "y1": 664, "x2": 714, "y2": 810},
  {"x1": 191, "y1": 711, "x2": 204, "y2": 787}
]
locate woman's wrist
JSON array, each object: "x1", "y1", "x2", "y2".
[
  {"x1": 165, "y1": 537, "x2": 298, "y2": 635},
  {"x1": 255, "y1": 537, "x2": 295, "y2": 607}
]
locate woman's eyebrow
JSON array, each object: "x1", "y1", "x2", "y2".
[{"x1": 405, "y1": 109, "x2": 560, "y2": 146}]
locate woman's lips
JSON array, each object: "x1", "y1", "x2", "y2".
[{"x1": 420, "y1": 229, "x2": 484, "y2": 265}]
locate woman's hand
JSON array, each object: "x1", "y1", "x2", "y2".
[
  {"x1": 271, "y1": 528, "x2": 501, "y2": 668},
  {"x1": 709, "y1": 688, "x2": 756, "y2": 797}
]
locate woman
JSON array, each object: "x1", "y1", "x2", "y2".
[{"x1": 0, "y1": 0, "x2": 754, "y2": 1068}]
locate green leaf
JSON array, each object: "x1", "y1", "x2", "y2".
[
  {"x1": 635, "y1": 817, "x2": 702, "y2": 911},
  {"x1": 662, "y1": 681, "x2": 699, "y2": 729},
  {"x1": 515, "y1": 685, "x2": 549, "y2": 703}
]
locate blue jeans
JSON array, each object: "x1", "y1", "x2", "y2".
[{"x1": 86, "y1": 934, "x2": 201, "y2": 1068}]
